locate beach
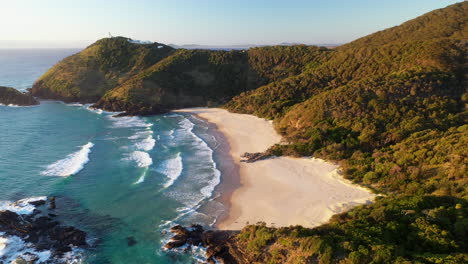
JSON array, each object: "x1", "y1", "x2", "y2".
[{"x1": 175, "y1": 108, "x2": 375, "y2": 230}]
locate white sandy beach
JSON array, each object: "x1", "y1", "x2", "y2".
[{"x1": 175, "y1": 108, "x2": 375, "y2": 230}]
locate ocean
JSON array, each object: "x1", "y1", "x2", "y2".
[{"x1": 0, "y1": 49, "x2": 226, "y2": 263}]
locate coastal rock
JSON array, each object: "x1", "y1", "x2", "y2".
[
  {"x1": 165, "y1": 225, "x2": 240, "y2": 264},
  {"x1": 240, "y1": 152, "x2": 271, "y2": 163},
  {"x1": 0, "y1": 197, "x2": 88, "y2": 261},
  {"x1": 0, "y1": 86, "x2": 39, "y2": 106}
]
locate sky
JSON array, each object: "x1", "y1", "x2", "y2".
[{"x1": 0, "y1": 0, "x2": 462, "y2": 48}]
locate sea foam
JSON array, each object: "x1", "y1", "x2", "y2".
[
  {"x1": 0, "y1": 196, "x2": 46, "y2": 215},
  {"x1": 178, "y1": 118, "x2": 221, "y2": 200},
  {"x1": 0, "y1": 197, "x2": 55, "y2": 263},
  {"x1": 110, "y1": 116, "x2": 152, "y2": 128},
  {"x1": 41, "y1": 142, "x2": 94, "y2": 177},
  {"x1": 160, "y1": 116, "x2": 221, "y2": 227},
  {"x1": 0, "y1": 233, "x2": 52, "y2": 264},
  {"x1": 157, "y1": 153, "x2": 183, "y2": 188},
  {"x1": 125, "y1": 151, "x2": 153, "y2": 184},
  {"x1": 126, "y1": 151, "x2": 153, "y2": 168},
  {"x1": 134, "y1": 135, "x2": 156, "y2": 151}
]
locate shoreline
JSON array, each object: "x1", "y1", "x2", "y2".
[
  {"x1": 194, "y1": 114, "x2": 241, "y2": 227},
  {"x1": 175, "y1": 108, "x2": 375, "y2": 230}
]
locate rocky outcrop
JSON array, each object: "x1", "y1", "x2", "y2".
[
  {"x1": 240, "y1": 152, "x2": 271, "y2": 163},
  {"x1": 165, "y1": 225, "x2": 242, "y2": 264},
  {"x1": 0, "y1": 86, "x2": 38, "y2": 106},
  {"x1": 0, "y1": 198, "x2": 87, "y2": 261}
]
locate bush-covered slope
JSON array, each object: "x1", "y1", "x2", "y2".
[
  {"x1": 32, "y1": 37, "x2": 175, "y2": 103},
  {"x1": 0, "y1": 86, "x2": 38, "y2": 106},
  {"x1": 93, "y1": 49, "x2": 263, "y2": 114},
  {"x1": 226, "y1": 2, "x2": 467, "y2": 196},
  {"x1": 226, "y1": 2, "x2": 467, "y2": 119},
  {"x1": 93, "y1": 45, "x2": 330, "y2": 114},
  {"x1": 32, "y1": 38, "x2": 328, "y2": 114},
  {"x1": 234, "y1": 195, "x2": 467, "y2": 264},
  {"x1": 222, "y1": 3, "x2": 467, "y2": 263}
]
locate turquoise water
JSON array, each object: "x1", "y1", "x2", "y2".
[{"x1": 0, "y1": 49, "x2": 226, "y2": 263}]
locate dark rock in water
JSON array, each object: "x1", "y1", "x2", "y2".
[
  {"x1": 165, "y1": 225, "x2": 240, "y2": 263},
  {"x1": 0, "y1": 197, "x2": 88, "y2": 261},
  {"x1": 127, "y1": 236, "x2": 137, "y2": 247},
  {"x1": 48, "y1": 226, "x2": 88, "y2": 248},
  {"x1": 241, "y1": 152, "x2": 271, "y2": 163},
  {"x1": 28, "y1": 199, "x2": 46, "y2": 207},
  {"x1": 165, "y1": 238, "x2": 187, "y2": 249},
  {"x1": 0, "y1": 86, "x2": 39, "y2": 106},
  {"x1": 48, "y1": 196, "x2": 56, "y2": 210}
]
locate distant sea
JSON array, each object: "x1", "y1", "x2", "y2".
[{"x1": 0, "y1": 49, "x2": 226, "y2": 263}]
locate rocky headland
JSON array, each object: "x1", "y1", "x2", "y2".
[{"x1": 0, "y1": 86, "x2": 38, "y2": 106}]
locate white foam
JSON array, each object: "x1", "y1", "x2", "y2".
[
  {"x1": 160, "y1": 116, "x2": 222, "y2": 227},
  {"x1": 200, "y1": 168, "x2": 221, "y2": 198},
  {"x1": 0, "y1": 197, "x2": 83, "y2": 263},
  {"x1": 109, "y1": 116, "x2": 152, "y2": 128},
  {"x1": 0, "y1": 103, "x2": 38, "y2": 108},
  {"x1": 167, "y1": 129, "x2": 175, "y2": 140},
  {"x1": 135, "y1": 135, "x2": 156, "y2": 152},
  {"x1": 135, "y1": 167, "x2": 149, "y2": 184},
  {"x1": 66, "y1": 103, "x2": 84, "y2": 107},
  {"x1": 128, "y1": 130, "x2": 153, "y2": 140},
  {"x1": 178, "y1": 118, "x2": 221, "y2": 200},
  {"x1": 157, "y1": 153, "x2": 183, "y2": 188},
  {"x1": 126, "y1": 151, "x2": 153, "y2": 168},
  {"x1": 41, "y1": 142, "x2": 94, "y2": 177},
  {"x1": 0, "y1": 232, "x2": 59, "y2": 263},
  {"x1": 125, "y1": 152, "x2": 153, "y2": 184},
  {"x1": 75, "y1": 103, "x2": 121, "y2": 115},
  {"x1": 0, "y1": 197, "x2": 46, "y2": 215}
]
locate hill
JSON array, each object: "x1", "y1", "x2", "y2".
[
  {"x1": 227, "y1": 1, "x2": 467, "y2": 198},
  {"x1": 32, "y1": 38, "x2": 328, "y2": 114},
  {"x1": 220, "y1": 2, "x2": 467, "y2": 263}
]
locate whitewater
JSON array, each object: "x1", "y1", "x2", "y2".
[{"x1": 41, "y1": 142, "x2": 94, "y2": 177}]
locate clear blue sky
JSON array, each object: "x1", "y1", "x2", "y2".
[{"x1": 0, "y1": 0, "x2": 461, "y2": 48}]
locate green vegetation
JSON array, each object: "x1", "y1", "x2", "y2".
[
  {"x1": 227, "y1": 2, "x2": 468, "y2": 263},
  {"x1": 32, "y1": 37, "x2": 175, "y2": 103},
  {"x1": 31, "y1": 2, "x2": 467, "y2": 263},
  {"x1": 236, "y1": 195, "x2": 467, "y2": 264},
  {"x1": 33, "y1": 38, "x2": 328, "y2": 114}
]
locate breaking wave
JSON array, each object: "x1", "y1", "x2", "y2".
[
  {"x1": 41, "y1": 142, "x2": 94, "y2": 177},
  {"x1": 156, "y1": 153, "x2": 183, "y2": 189}
]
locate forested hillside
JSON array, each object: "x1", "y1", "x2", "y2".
[
  {"x1": 31, "y1": 2, "x2": 467, "y2": 263},
  {"x1": 226, "y1": 1, "x2": 467, "y2": 198},
  {"x1": 224, "y1": 2, "x2": 467, "y2": 263},
  {"x1": 32, "y1": 39, "x2": 329, "y2": 114}
]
